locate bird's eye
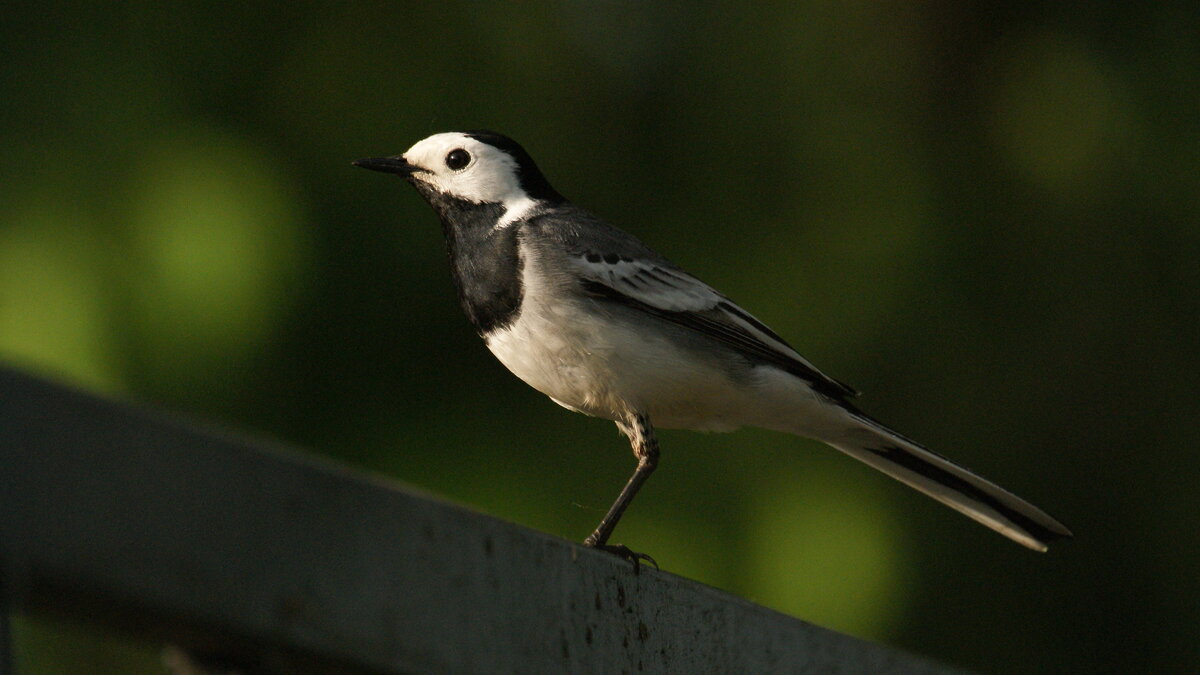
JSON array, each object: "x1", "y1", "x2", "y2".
[{"x1": 445, "y1": 149, "x2": 471, "y2": 171}]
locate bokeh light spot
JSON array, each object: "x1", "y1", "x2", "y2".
[
  {"x1": 124, "y1": 128, "x2": 312, "y2": 385},
  {"x1": 740, "y1": 464, "x2": 914, "y2": 640},
  {"x1": 991, "y1": 33, "x2": 1129, "y2": 193},
  {"x1": 0, "y1": 203, "x2": 122, "y2": 392}
]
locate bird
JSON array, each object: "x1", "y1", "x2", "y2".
[{"x1": 353, "y1": 130, "x2": 1072, "y2": 564}]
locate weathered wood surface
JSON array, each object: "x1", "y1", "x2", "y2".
[{"x1": 0, "y1": 366, "x2": 959, "y2": 673}]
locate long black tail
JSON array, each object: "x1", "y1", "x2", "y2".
[{"x1": 826, "y1": 412, "x2": 1072, "y2": 551}]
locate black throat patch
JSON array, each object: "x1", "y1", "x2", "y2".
[{"x1": 411, "y1": 181, "x2": 524, "y2": 334}]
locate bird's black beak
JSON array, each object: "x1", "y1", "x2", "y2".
[{"x1": 352, "y1": 156, "x2": 421, "y2": 175}]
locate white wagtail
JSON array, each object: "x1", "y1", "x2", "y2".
[{"x1": 354, "y1": 131, "x2": 1072, "y2": 564}]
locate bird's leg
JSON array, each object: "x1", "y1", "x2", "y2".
[{"x1": 583, "y1": 413, "x2": 659, "y2": 571}]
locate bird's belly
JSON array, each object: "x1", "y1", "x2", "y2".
[
  {"x1": 484, "y1": 311, "x2": 609, "y2": 417},
  {"x1": 484, "y1": 299, "x2": 774, "y2": 431}
]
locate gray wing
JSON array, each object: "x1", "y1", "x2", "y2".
[{"x1": 536, "y1": 207, "x2": 858, "y2": 401}]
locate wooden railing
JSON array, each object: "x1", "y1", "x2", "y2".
[{"x1": 0, "y1": 366, "x2": 959, "y2": 674}]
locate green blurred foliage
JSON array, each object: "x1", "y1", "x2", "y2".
[
  {"x1": 11, "y1": 615, "x2": 160, "y2": 674},
  {"x1": 2, "y1": 1, "x2": 1198, "y2": 672}
]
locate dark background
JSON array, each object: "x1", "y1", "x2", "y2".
[{"x1": 3, "y1": 2, "x2": 1197, "y2": 673}]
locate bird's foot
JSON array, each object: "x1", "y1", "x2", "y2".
[{"x1": 584, "y1": 541, "x2": 658, "y2": 574}]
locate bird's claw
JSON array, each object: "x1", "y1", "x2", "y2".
[{"x1": 586, "y1": 542, "x2": 658, "y2": 574}]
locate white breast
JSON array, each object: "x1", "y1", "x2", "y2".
[
  {"x1": 483, "y1": 244, "x2": 630, "y2": 420},
  {"x1": 482, "y1": 240, "x2": 820, "y2": 432}
]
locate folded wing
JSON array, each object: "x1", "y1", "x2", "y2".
[{"x1": 567, "y1": 251, "x2": 859, "y2": 402}]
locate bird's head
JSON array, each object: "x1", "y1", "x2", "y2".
[{"x1": 355, "y1": 131, "x2": 564, "y2": 224}]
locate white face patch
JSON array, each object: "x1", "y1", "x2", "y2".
[{"x1": 403, "y1": 132, "x2": 536, "y2": 225}]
